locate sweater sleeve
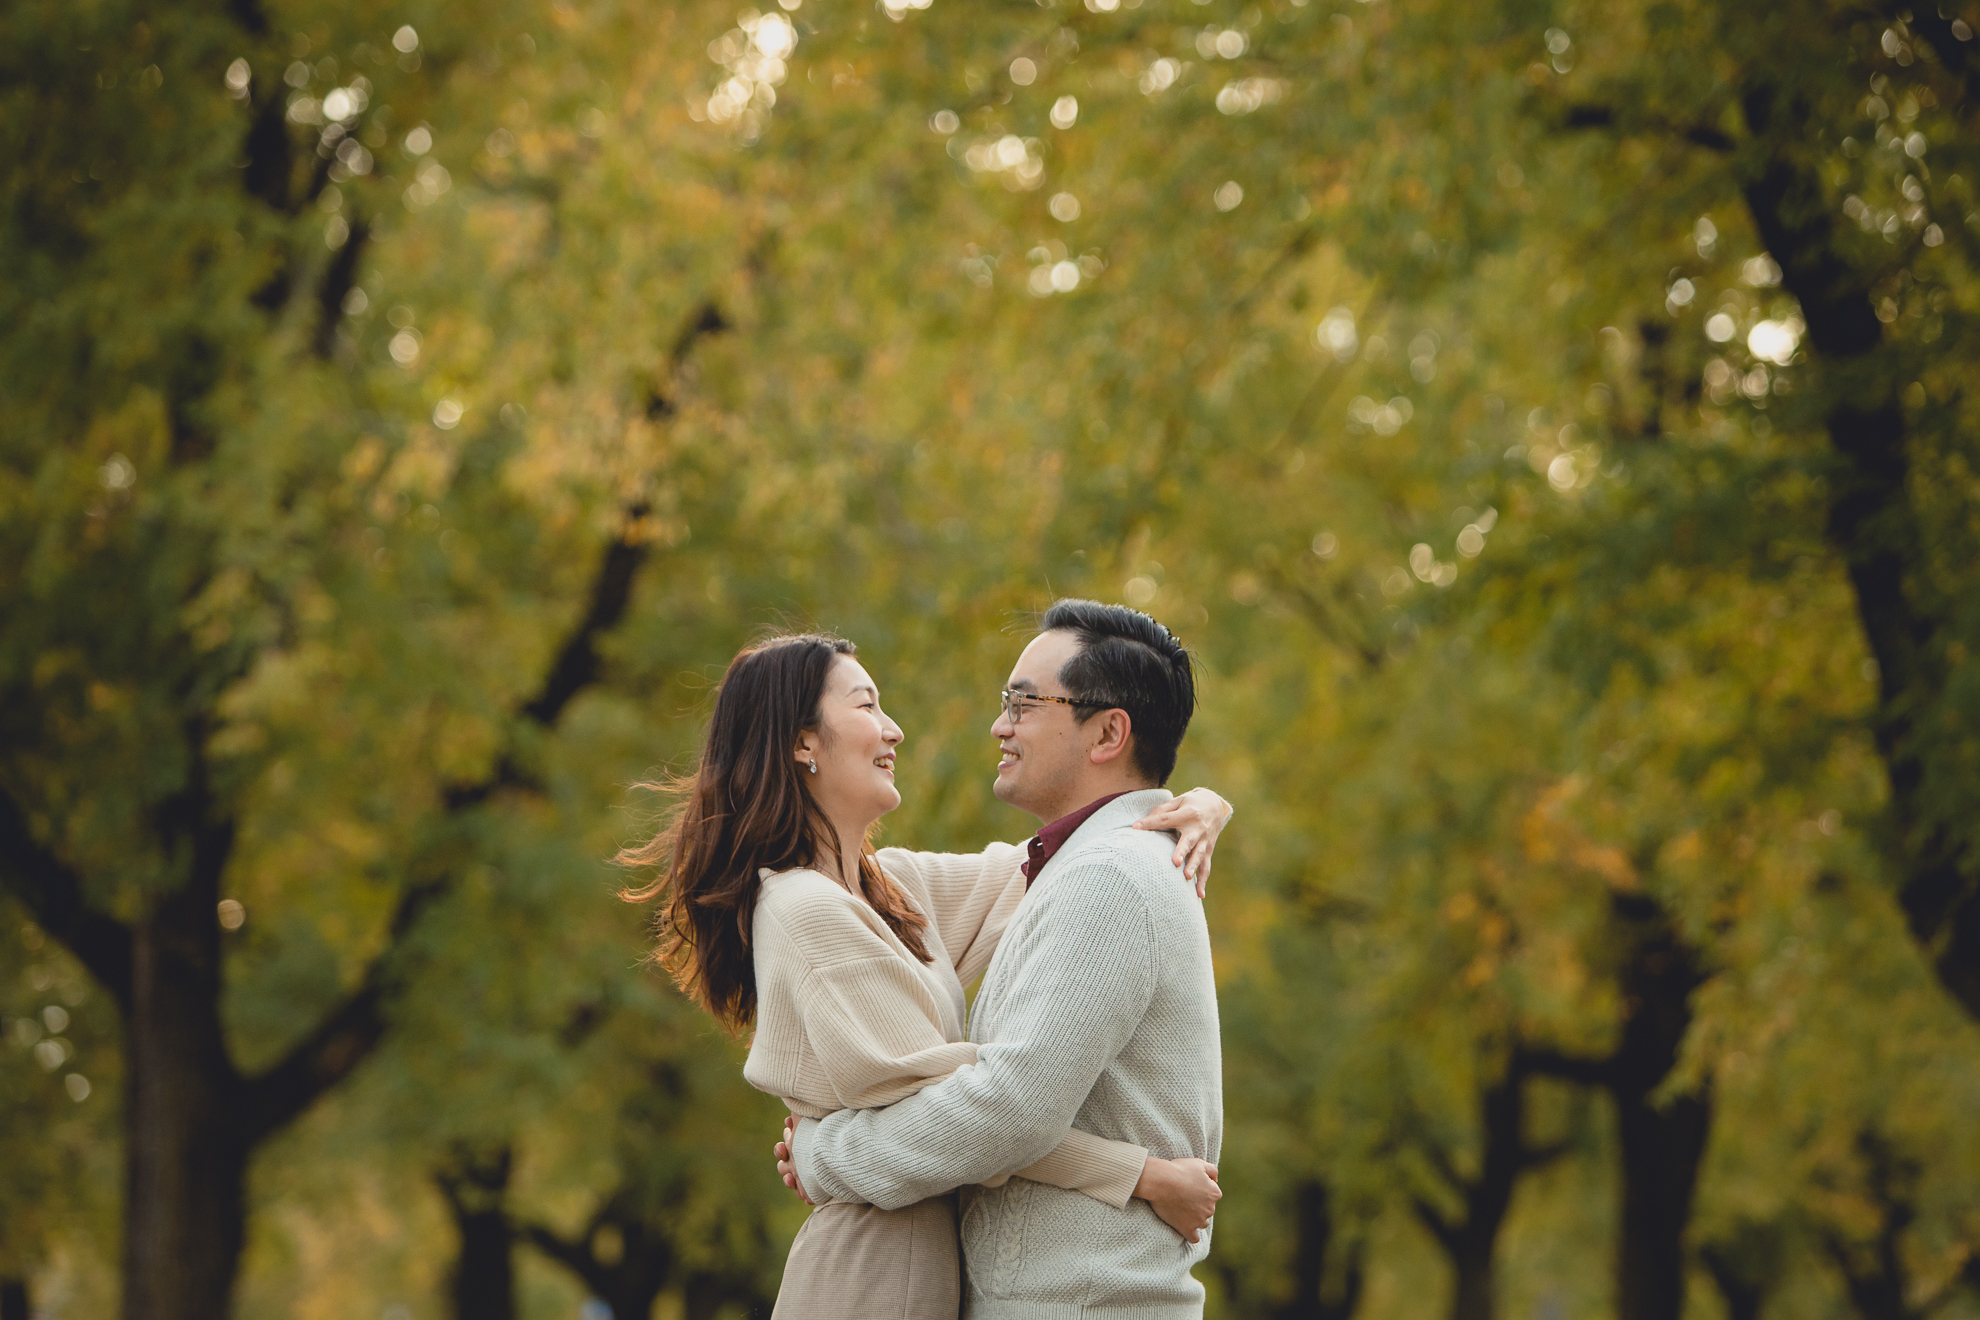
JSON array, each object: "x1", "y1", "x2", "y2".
[
  {"x1": 877, "y1": 844, "x2": 1027, "y2": 985},
  {"x1": 989, "y1": 1126, "x2": 1148, "y2": 1210},
  {"x1": 796, "y1": 954, "x2": 981, "y2": 1110},
  {"x1": 792, "y1": 860, "x2": 1158, "y2": 1209}
]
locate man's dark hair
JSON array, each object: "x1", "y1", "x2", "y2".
[{"x1": 1039, "y1": 598, "x2": 1197, "y2": 785}]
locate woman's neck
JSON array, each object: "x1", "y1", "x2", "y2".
[{"x1": 820, "y1": 818, "x2": 872, "y2": 892}]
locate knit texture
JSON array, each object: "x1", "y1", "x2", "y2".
[
  {"x1": 791, "y1": 789, "x2": 1225, "y2": 1319},
  {"x1": 743, "y1": 844, "x2": 1149, "y2": 1210}
]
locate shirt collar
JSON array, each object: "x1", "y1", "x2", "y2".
[{"x1": 1021, "y1": 791, "x2": 1133, "y2": 887}]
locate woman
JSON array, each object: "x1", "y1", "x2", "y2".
[{"x1": 620, "y1": 633, "x2": 1230, "y2": 1319}]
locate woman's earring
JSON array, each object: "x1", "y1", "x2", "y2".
[{"x1": 807, "y1": 756, "x2": 818, "y2": 775}]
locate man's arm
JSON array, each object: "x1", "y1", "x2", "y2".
[{"x1": 792, "y1": 862, "x2": 1159, "y2": 1209}]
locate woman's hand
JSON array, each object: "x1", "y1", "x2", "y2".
[
  {"x1": 1133, "y1": 1156, "x2": 1222, "y2": 1243},
  {"x1": 1130, "y1": 787, "x2": 1235, "y2": 897},
  {"x1": 775, "y1": 1113, "x2": 812, "y2": 1204}
]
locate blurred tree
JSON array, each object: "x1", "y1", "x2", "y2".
[
  {"x1": 1406, "y1": 1052, "x2": 1564, "y2": 1320},
  {"x1": 0, "y1": 0, "x2": 736, "y2": 1313},
  {"x1": 436, "y1": 1145, "x2": 518, "y2": 1320}
]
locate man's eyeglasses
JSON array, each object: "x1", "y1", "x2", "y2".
[{"x1": 999, "y1": 689, "x2": 1103, "y2": 725}]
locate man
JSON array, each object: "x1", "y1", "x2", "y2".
[{"x1": 782, "y1": 599, "x2": 1225, "y2": 1318}]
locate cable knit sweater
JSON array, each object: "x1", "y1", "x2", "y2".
[
  {"x1": 791, "y1": 789, "x2": 1225, "y2": 1319},
  {"x1": 742, "y1": 842, "x2": 1150, "y2": 1210}
]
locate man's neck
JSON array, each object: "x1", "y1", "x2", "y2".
[{"x1": 1032, "y1": 778, "x2": 1154, "y2": 827}]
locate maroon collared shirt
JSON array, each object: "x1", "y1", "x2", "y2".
[{"x1": 1020, "y1": 791, "x2": 1132, "y2": 887}]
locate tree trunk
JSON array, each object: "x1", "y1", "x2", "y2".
[
  {"x1": 5, "y1": 494, "x2": 669, "y2": 1320},
  {"x1": 524, "y1": 1193, "x2": 686, "y2": 1320},
  {"x1": 1608, "y1": 897, "x2": 1709, "y2": 1320},
  {"x1": 1271, "y1": 1180, "x2": 1364, "y2": 1320},
  {"x1": 2, "y1": 1279, "x2": 29, "y2": 1320},
  {"x1": 1699, "y1": 1228, "x2": 1780, "y2": 1320},
  {"x1": 1528, "y1": 896, "x2": 1711, "y2": 1320},
  {"x1": 1415, "y1": 1060, "x2": 1538, "y2": 1320},
  {"x1": 1701, "y1": 1253, "x2": 1763, "y2": 1320},
  {"x1": 438, "y1": 1147, "x2": 517, "y2": 1320},
  {"x1": 122, "y1": 840, "x2": 248, "y2": 1320},
  {"x1": 682, "y1": 1267, "x2": 775, "y2": 1320},
  {"x1": 1824, "y1": 1136, "x2": 1928, "y2": 1320}
]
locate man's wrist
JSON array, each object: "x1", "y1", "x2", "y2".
[{"x1": 1133, "y1": 1154, "x2": 1169, "y2": 1202}]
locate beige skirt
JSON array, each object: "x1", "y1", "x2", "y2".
[{"x1": 771, "y1": 1194, "x2": 961, "y2": 1320}]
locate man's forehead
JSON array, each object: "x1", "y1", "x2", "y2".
[{"x1": 1008, "y1": 629, "x2": 1080, "y2": 688}]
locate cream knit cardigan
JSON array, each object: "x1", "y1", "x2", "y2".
[{"x1": 742, "y1": 842, "x2": 1149, "y2": 1209}]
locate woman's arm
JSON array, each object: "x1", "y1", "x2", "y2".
[
  {"x1": 1129, "y1": 787, "x2": 1234, "y2": 898},
  {"x1": 988, "y1": 1126, "x2": 1147, "y2": 1208},
  {"x1": 882, "y1": 786, "x2": 1238, "y2": 982},
  {"x1": 876, "y1": 844, "x2": 1027, "y2": 987}
]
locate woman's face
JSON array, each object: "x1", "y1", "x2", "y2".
[{"x1": 800, "y1": 655, "x2": 904, "y2": 830}]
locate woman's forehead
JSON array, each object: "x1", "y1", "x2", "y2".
[{"x1": 827, "y1": 654, "x2": 878, "y2": 697}]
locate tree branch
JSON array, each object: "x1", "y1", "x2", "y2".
[
  {"x1": 1884, "y1": 6, "x2": 1980, "y2": 107},
  {"x1": 1738, "y1": 80, "x2": 1980, "y2": 1021},
  {"x1": 1559, "y1": 102, "x2": 1736, "y2": 153},
  {"x1": 245, "y1": 500, "x2": 658, "y2": 1130},
  {"x1": 521, "y1": 1221, "x2": 612, "y2": 1298},
  {"x1": 1265, "y1": 562, "x2": 1384, "y2": 670},
  {"x1": 242, "y1": 80, "x2": 296, "y2": 216},
  {"x1": 238, "y1": 873, "x2": 449, "y2": 1143},
  {"x1": 1521, "y1": 1046, "x2": 1613, "y2": 1088},
  {"x1": 0, "y1": 783, "x2": 133, "y2": 1009},
  {"x1": 238, "y1": 340, "x2": 714, "y2": 1129},
  {"x1": 312, "y1": 213, "x2": 369, "y2": 360},
  {"x1": 518, "y1": 501, "x2": 654, "y2": 729},
  {"x1": 1410, "y1": 1195, "x2": 1462, "y2": 1255},
  {"x1": 647, "y1": 299, "x2": 731, "y2": 418}
]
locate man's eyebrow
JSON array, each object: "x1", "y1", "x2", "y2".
[{"x1": 1008, "y1": 679, "x2": 1039, "y2": 693}]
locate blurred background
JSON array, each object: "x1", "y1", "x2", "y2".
[{"x1": 4, "y1": 0, "x2": 1979, "y2": 1316}]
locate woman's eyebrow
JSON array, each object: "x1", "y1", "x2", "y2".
[{"x1": 847, "y1": 682, "x2": 878, "y2": 699}]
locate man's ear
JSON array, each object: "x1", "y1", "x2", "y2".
[{"x1": 1087, "y1": 709, "x2": 1134, "y2": 766}]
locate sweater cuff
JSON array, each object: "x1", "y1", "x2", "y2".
[
  {"x1": 1010, "y1": 1127, "x2": 1147, "y2": 1210},
  {"x1": 790, "y1": 1116, "x2": 842, "y2": 1205}
]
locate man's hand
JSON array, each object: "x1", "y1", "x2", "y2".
[
  {"x1": 775, "y1": 1113, "x2": 812, "y2": 1205},
  {"x1": 1130, "y1": 788, "x2": 1234, "y2": 897},
  {"x1": 1133, "y1": 1156, "x2": 1221, "y2": 1244}
]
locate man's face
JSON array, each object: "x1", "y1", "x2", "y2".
[{"x1": 990, "y1": 629, "x2": 1093, "y2": 820}]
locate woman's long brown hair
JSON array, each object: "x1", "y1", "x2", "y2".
[{"x1": 618, "y1": 633, "x2": 931, "y2": 1034}]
